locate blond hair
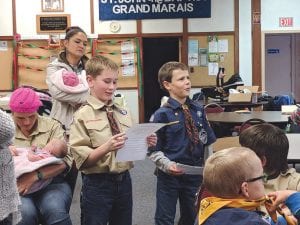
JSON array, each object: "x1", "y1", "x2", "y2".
[
  {"x1": 203, "y1": 147, "x2": 260, "y2": 198},
  {"x1": 85, "y1": 55, "x2": 118, "y2": 78}
]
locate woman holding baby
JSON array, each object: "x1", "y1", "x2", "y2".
[{"x1": 9, "y1": 87, "x2": 72, "y2": 225}]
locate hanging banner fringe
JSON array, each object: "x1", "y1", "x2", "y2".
[
  {"x1": 96, "y1": 40, "x2": 132, "y2": 44},
  {"x1": 18, "y1": 64, "x2": 45, "y2": 72},
  {"x1": 18, "y1": 53, "x2": 50, "y2": 60},
  {"x1": 95, "y1": 50, "x2": 137, "y2": 55}
]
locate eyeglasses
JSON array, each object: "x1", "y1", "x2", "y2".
[{"x1": 246, "y1": 174, "x2": 268, "y2": 183}]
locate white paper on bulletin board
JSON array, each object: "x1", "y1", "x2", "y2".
[
  {"x1": 208, "y1": 40, "x2": 218, "y2": 53},
  {"x1": 188, "y1": 39, "x2": 199, "y2": 66},
  {"x1": 208, "y1": 62, "x2": 219, "y2": 76},
  {"x1": 218, "y1": 39, "x2": 228, "y2": 53}
]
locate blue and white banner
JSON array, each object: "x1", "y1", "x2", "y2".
[{"x1": 99, "y1": 0, "x2": 211, "y2": 20}]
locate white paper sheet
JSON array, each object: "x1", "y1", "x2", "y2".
[
  {"x1": 176, "y1": 163, "x2": 204, "y2": 175},
  {"x1": 116, "y1": 122, "x2": 178, "y2": 162}
]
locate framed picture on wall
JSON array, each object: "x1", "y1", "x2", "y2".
[
  {"x1": 48, "y1": 34, "x2": 61, "y2": 47},
  {"x1": 41, "y1": 0, "x2": 64, "y2": 12}
]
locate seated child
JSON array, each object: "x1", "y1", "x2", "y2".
[
  {"x1": 49, "y1": 68, "x2": 89, "y2": 94},
  {"x1": 198, "y1": 147, "x2": 294, "y2": 225},
  {"x1": 239, "y1": 123, "x2": 300, "y2": 193},
  {"x1": 27, "y1": 139, "x2": 67, "y2": 162}
]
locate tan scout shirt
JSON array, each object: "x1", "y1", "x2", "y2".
[
  {"x1": 13, "y1": 115, "x2": 73, "y2": 168},
  {"x1": 264, "y1": 168, "x2": 300, "y2": 193},
  {"x1": 69, "y1": 95, "x2": 133, "y2": 174}
]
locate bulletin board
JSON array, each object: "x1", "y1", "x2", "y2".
[
  {"x1": 17, "y1": 39, "x2": 92, "y2": 89},
  {"x1": 188, "y1": 34, "x2": 235, "y2": 87},
  {"x1": 0, "y1": 40, "x2": 14, "y2": 90},
  {"x1": 95, "y1": 38, "x2": 139, "y2": 88}
]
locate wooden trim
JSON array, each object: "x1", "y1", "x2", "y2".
[
  {"x1": 90, "y1": 0, "x2": 94, "y2": 33},
  {"x1": 188, "y1": 31, "x2": 235, "y2": 36},
  {"x1": 252, "y1": 0, "x2": 261, "y2": 87},
  {"x1": 234, "y1": 0, "x2": 239, "y2": 73},
  {"x1": 0, "y1": 36, "x2": 14, "y2": 40},
  {"x1": 181, "y1": 18, "x2": 188, "y2": 64},
  {"x1": 12, "y1": 0, "x2": 16, "y2": 34},
  {"x1": 137, "y1": 37, "x2": 144, "y2": 122},
  {"x1": 98, "y1": 33, "x2": 184, "y2": 39},
  {"x1": 137, "y1": 20, "x2": 142, "y2": 35}
]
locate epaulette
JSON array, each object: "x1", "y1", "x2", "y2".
[{"x1": 162, "y1": 102, "x2": 172, "y2": 108}]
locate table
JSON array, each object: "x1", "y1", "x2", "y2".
[
  {"x1": 207, "y1": 111, "x2": 289, "y2": 125},
  {"x1": 198, "y1": 99, "x2": 268, "y2": 111},
  {"x1": 212, "y1": 134, "x2": 300, "y2": 165}
]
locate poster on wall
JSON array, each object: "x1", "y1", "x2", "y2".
[
  {"x1": 188, "y1": 39, "x2": 199, "y2": 66},
  {"x1": 98, "y1": 0, "x2": 211, "y2": 20},
  {"x1": 121, "y1": 40, "x2": 135, "y2": 76}
]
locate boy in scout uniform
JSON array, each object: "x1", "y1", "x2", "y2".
[
  {"x1": 148, "y1": 62, "x2": 216, "y2": 225},
  {"x1": 69, "y1": 55, "x2": 156, "y2": 225}
]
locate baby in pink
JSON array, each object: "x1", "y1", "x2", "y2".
[
  {"x1": 49, "y1": 69, "x2": 89, "y2": 94},
  {"x1": 13, "y1": 139, "x2": 67, "y2": 194},
  {"x1": 27, "y1": 139, "x2": 67, "y2": 162}
]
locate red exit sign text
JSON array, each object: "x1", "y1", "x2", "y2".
[{"x1": 279, "y1": 17, "x2": 293, "y2": 27}]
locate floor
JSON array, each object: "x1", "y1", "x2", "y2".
[{"x1": 69, "y1": 159, "x2": 180, "y2": 225}]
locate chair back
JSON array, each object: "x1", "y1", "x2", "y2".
[
  {"x1": 204, "y1": 103, "x2": 224, "y2": 113},
  {"x1": 239, "y1": 118, "x2": 266, "y2": 133}
]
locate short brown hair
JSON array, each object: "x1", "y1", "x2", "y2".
[
  {"x1": 239, "y1": 123, "x2": 289, "y2": 175},
  {"x1": 203, "y1": 147, "x2": 260, "y2": 198},
  {"x1": 158, "y1": 61, "x2": 188, "y2": 90},
  {"x1": 85, "y1": 55, "x2": 119, "y2": 78}
]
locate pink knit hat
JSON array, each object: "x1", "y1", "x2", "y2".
[{"x1": 9, "y1": 87, "x2": 42, "y2": 113}]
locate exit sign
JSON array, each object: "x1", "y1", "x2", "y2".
[{"x1": 279, "y1": 17, "x2": 293, "y2": 27}]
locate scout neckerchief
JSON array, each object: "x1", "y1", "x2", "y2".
[
  {"x1": 198, "y1": 196, "x2": 265, "y2": 225},
  {"x1": 103, "y1": 106, "x2": 120, "y2": 135},
  {"x1": 182, "y1": 104, "x2": 199, "y2": 145},
  {"x1": 199, "y1": 196, "x2": 297, "y2": 225}
]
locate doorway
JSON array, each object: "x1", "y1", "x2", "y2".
[
  {"x1": 265, "y1": 34, "x2": 292, "y2": 97},
  {"x1": 142, "y1": 37, "x2": 180, "y2": 122},
  {"x1": 264, "y1": 33, "x2": 300, "y2": 102}
]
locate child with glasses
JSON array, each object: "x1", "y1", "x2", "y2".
[{"x1": 198, "y1": 147, "x2": 297, "y2": 225}]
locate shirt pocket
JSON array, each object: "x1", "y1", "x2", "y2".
[
  {"x1": 165, "y1": 123, "x2": 185, "y2": 149},
  {"x1": 85, "y1": 120, "x2": 109, "y2": 148},
  {"x1": 118, "y1": 117, "x2": 132, "y2": 132}
]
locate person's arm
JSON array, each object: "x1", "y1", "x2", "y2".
[
  {"x1": 46, "y1": 65, "x2": 88, "y2": 104},
  {"x1": 47, "y1": 119, "x2": 73, "y2": 170},
  {"x1": 81, "y1": 132, "x2": 127, "y2": 169},
  {"x1": 285, "y1": 192, "x2": 300, "y2": 219},
  {"x1": 17, "y1": 162, "x2": 66, "y2": 196},
  {"x1": 148, "y1": 151, "x2": 174, "y2": 173},
  {"x1": 27, "y1": 149, "x2": 44, "y2": 161},
  {"x1": 268, "y1": 190, "x2": 300, "y2": 222}
]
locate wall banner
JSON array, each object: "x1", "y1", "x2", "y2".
[{"x1": 99, "y1": 0, "x2": 211, "y2": 20}]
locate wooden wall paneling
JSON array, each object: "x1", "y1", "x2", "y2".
[
  {"x1": 252, "y1": 0, "x2": 261, "y2": 87},
  {"x1": 0, "y1": 41, "x2": 14, "y2": 90}
]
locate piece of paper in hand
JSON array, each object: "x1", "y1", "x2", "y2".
[
  {"x1": 116, "y1": 121, "x2": 179, "y2": 162},
  {"x1": 176, "y1": 163, "x2": 203, "y2": 175}
]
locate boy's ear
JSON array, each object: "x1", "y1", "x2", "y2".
[
  {"x1": 240, "y1": 182, "x2": 250, "y2": 198},
  {"x1": 261, "y1": 156, "x2": 267, "y2": 167},
  {"x1": 86, "y1": 75, "x2": 94, "y2": 87},
  {"x1": 162, "y1": 80, "x2": 171, "y2": 91}
]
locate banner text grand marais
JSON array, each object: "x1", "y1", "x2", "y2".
[{"x1": 99, "y1": 0, "x2": 211, "y2": 20}]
